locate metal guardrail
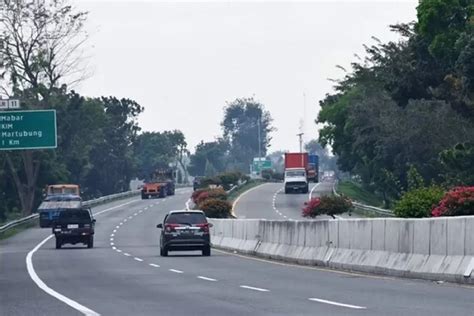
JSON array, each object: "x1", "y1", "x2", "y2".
[
  {"x1": 332, "y1": 181, "x2": 395, "y2": 217},
  {"x1": 0, "y1": 189, "x2": 143, "y2": 234},
  {"x1": 0, "y1": 184, "x2": 193, "y2": 234},
  {"x1": 0, "y1": 214, "x2": 39, "y2": 234}
]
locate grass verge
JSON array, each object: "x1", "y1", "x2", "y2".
[
  {"x1": 337, "y1": 181, "x2": 385, "y2": 208},
  {"x1": 0, "y1": 218, "x2": 38, "y2": 241}
]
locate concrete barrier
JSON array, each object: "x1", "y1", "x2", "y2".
[{"x1": 209, "y1": 216, "x2": 474, "y2": 284}]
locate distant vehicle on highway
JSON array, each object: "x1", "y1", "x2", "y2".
[
  {"x1": 284, "y1": 153, "x2": 309, "y2": 194},
  {"x1": 157, "y1": 210, "x2": 213, "y2": 257},
  {"x1": 193, "y1": 176, "x2": 204, "y2": 191},
  {"x1": 38, "y1": 184, "x2": 83, "y2": 228},
  {"x1": 53, "y1": 208, "x2": 96, "y2": 249},
  {"x1": 141, "y1": 169, "x2": 175, "y2": 199}
]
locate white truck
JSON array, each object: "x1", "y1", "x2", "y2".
[{"x1": 284, "y1": 153, "x2": 309, "y2": 194}]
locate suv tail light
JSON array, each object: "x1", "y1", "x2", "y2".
[
  {"x1": 196, "y1": 223, "x2": 209, "y2": 234},
  {"x1": 165, "y1": 223, "x2": 181, "y2": 232}
]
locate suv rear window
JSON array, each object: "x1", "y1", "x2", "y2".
[
  {"x1": 58, "y1": 210, "x2": 92, "y2": 223},
  {"x1": 166, "y1": 213, "x2": 207, "y2": 225}
]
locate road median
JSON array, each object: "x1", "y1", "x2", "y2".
[{"x1": 209, "y1": 217, "x2": 474, "y2": 285}]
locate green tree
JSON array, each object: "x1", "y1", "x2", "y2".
[
  {"x1": 222, "y1": 97, "x2": 275, "y2": 172},
  {"x1": 188, "y1": 139, "x2": 229, "y2": 176},
  {"x1": 0, "y1": 0, "x2": 88, "y2": 215},
  {"x1": 439, "y1": 142, "x2": 474, "y2": 186},
  {"x1": 133, "y1": 130, "x2": 186, "y2": 181},
  {"x1": 85, "y1": 97, "x2": 143, "y2": 197}
]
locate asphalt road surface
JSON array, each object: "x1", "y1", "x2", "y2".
[
  {"x1": 1, "y1": 187, "x2": 473, "y2": 315},
  {"x1": 234, "y1": 180, "x2": 358, "y2": 220}
]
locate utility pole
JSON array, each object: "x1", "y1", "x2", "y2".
[
  {"x1": 257, "y1": 115, "x2": 262, "y2": 158},
  {"x1": 297, "y1": 132, "x2": 304, "y2": 153}
]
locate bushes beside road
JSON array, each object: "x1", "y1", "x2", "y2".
[{"x1": 192, "y1": 188, "x2": 232, "y2": 218}]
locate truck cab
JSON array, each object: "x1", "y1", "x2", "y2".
[
  {"x1": 141, "y1": 169, "x2": 176, "y2": 199},
  {"x1": 284, "y1": 168, "x2": 309, "y2": 194}
]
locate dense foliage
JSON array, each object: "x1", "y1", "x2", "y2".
[
  {"x1": 189, "y1": 97, "x2": 274, "y2": 176},
  {"x1": 198, "y1": 199, "x2": 233, "y2": 218},
  {"x1": 317, "y1": 0, "x2": 474, "y2": 208},
  {"x1": 432, "y1": 186, "x2": 474, "y2": 217},
  {"x1": 394, "y1": 186, "x2": 445, "y2": 218}
]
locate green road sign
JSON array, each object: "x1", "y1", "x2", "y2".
[
  {"x1": 0, "y1": 110, "x2": 57, "y2": 150},
  {"x1": 252, "y1": 158, "x2": 272, "y2": 173}
]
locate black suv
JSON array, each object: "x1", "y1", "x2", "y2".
[
  {"x1": 53, "y1": 208, "x2": 96, "y2": 249},
  {"x1": 157, "y1": 210, "x2": 212, "y2": 256}
]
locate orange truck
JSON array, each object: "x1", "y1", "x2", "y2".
[{"x1": 141, "y1": 169, "x2": 175, "y2": 199}]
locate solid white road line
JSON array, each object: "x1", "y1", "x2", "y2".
[
  {"x1": 239, "y1": 285, "x2": 269, "y2": 292},
  {"x1": 149, "y1": 263, "x2": 160, "y2": 268},
  {"x1": 232, "y1": 183, "x2": 270, "y2": 217},
  {"x1": 197, "y1": 276, "x2": 217, "y2": 282},
  {"x1": 25, "y1": 200, "x2": 153, "y2": 316},
  {"x1": 169, "y1": 269, "x2": 183, "y2": 274},
  {"x1": 308, "y1": 298, "x2": 366, "y2": 310},
  {"x1": 185, "y1": 198, "x2": 192, "y2": 210},
  {"x1": 26, "y1": 235, "x2": 101, "y2": 316},
  {"x1": 308, "y1": 182, "x2": 322, "y2": 200},
  {"x1": 134, "y1": 257, "x2": 143, "y2": 262}
]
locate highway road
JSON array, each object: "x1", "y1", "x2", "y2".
[
  {"x1": 234, "y1": 180, "x2": 358, "y2": 220},
  {"x1": 1, "y1": 187, "x2": 473, "y2": 315}
]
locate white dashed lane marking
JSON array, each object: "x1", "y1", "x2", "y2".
[
  {"x1": 240, "y1": 285, "x2": 270, "y2": 292},
  {"x1": 308, "y1": 298, "x2": 366, "y2": 310},
  {"x1": 124, "y1": 253, "x2": 131, "y2": 257},
  {"x1": 198, "y1": 276, "x2": 217, "y2": 282},
  {"x1": 169, "y1": 269, "x2": 184, "y2": 274},
  {"x1": 149, "y1": 264, "x2": 160, "y2": 268},
  {"x1": 134, "y1": 257, "x2": 143, "y2": 262}
]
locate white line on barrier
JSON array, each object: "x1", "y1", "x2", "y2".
[
  {"x1": 308, "y1": 298, "x2": 366, "y2": 310},
  {"x1": 464, "y1": 258, "x2": 474, "y2": 277},
  {"x1": 26, "y1": 235, "x2": 101, "y2": 316},
  {"x1": 239, "y1": 285, "x2": 269, "y2": 292},
  {"x1": 198, "y1": 276, "x2": 217, "y2": 282}
]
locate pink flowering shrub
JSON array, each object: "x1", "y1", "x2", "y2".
[
  {"x1": 432, "y1": 186, "x2": 474, "y2": 217},
  {"x1": 302, "y1": 195, "x2": 352, "y2": 219}
]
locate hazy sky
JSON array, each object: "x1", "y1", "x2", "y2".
[{"x1": 75, "y1": 0, "x2": 418, "y2": 153}]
